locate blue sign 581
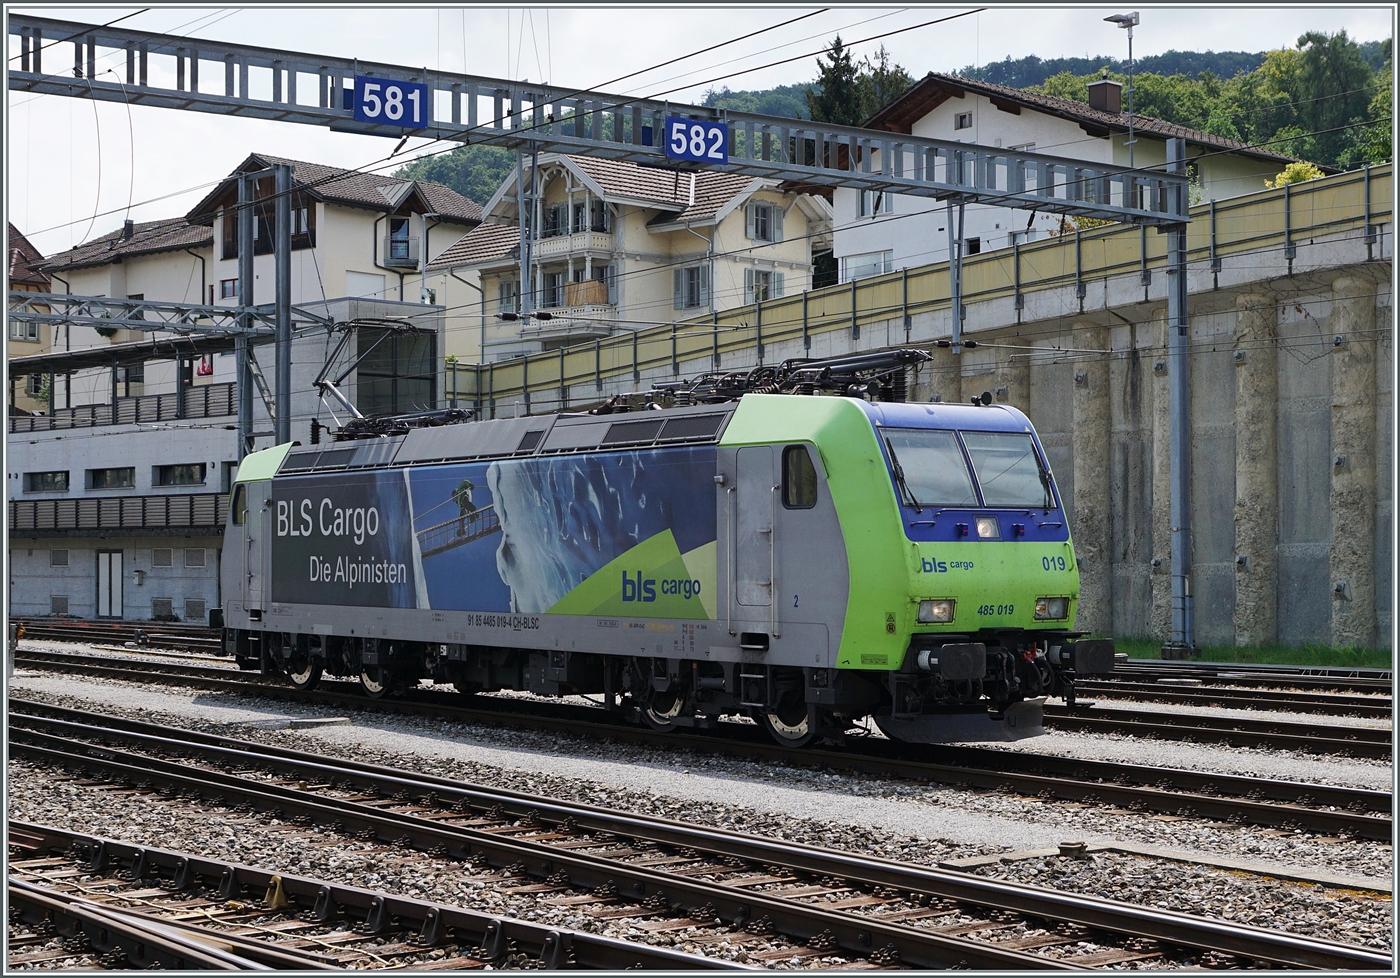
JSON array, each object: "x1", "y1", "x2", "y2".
[
  {"x1": 664, "y1": 116, "x2": 728, "y2": 164},
  {"x1": 353, "y1": 75, "x2": 429, "y2": 129}
]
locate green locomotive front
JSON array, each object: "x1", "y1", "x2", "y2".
[{"x1": 221, "y1": 384, "x2": 1112, "y2": 747}]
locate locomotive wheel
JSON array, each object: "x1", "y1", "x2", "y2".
[
  {"x1": 642, "y1": 688, "x2": 688, "y2": 732},
  {"x1": 758, "y1": 702, "x2": 820, "y2": 747},
  {"x1": 287, "y1": 655, "x2": 322, "y2": 691},
  {"x1": 360, "y1": 666, "x2": 391, "y2": 699}
]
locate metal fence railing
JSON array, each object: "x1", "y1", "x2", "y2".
[
  {"x1": 9, "y1": 492, "x2": 227, "y2": 532},
  {"x1": 447, "y1": 165, "x2": 1391, "y2": 417},
  {"x1": 9, "y1": 382, "x2": 237, "y2": 433}
]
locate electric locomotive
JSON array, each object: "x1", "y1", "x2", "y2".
[{"x1": 218, "y1": 349, "x2": 1114, "y2": 745}]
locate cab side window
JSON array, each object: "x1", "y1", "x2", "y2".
[
  {"x1": 231, "y1": 484, "x2": 247, "y2": 525},
  {"x1": 782, "y1": 445, "x2": 818, "y2": 509}
]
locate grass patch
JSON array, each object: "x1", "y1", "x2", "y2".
[{"x1": 1113, "y1": 636, "x2": 1392, "y2": 669}]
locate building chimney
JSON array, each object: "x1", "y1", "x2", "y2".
[
  {"x1": 122, "y1": 219, "x2": 135, "y2": 240},
  {"x1": 1087, "y1": 75, "x2": 1122, "y2": 114}
]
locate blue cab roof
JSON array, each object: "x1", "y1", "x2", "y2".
[{"x1": 858, "y1": 400, "x2": 1034, "y2": 434}]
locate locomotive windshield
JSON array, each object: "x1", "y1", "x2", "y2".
[
  {"x1": 881, "y1": 429, "x2": 979, "y2": 507},
  {"x1": 881, "y1": 428, "x2": 1057, "y2": 510},
  {"x1": 961, "y1": 431, "x2": 1057, "y2": 509}
]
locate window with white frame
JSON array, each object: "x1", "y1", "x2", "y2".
[
  {"x1": 858, "y1": 189, "x2": 893, "y2": 217},
  {"x1": 955, "y1": 112, "x2": 973, "y2": 130},
  {"x1": 1008, "y1": 229, "x2": 1038, "y2": 247},
  {"x1": 497, "y1": 280, "x2": 518, "y2": 315},
  {"x1": 840, "y1": 251, "x2": 894, "y2": 283},
  {"x1": 743, "y1": 268, "x2": 785, "y2": 303},
  {"x1": 10, "y1": 320, "x2": 39, "y2": 341},
  {"x1": 541, "y1": 271, "x2": 564, "y2": 309},
  {"x1": 745, "y1": 202, "x2": 784, "y2": 243},
  {"x1": 673, "y1": 265, "x2": 710, "y2": 309}
]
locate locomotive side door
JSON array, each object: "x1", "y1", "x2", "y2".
[
  {"x1": 242, "y1": 480, "x2": 269, "y2": 615},
  {"x1": 735, "y1": 446, "x2": 775, "y2": 609}
]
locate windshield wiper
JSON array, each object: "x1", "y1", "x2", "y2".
[{"x1": 884, "y1": 438, "x2": 924, "y2": 514}]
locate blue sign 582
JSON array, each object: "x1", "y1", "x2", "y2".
[
  {"x1": 353, "y1": 75, "x2": 429, "y2": 129},
  {"x1": 665, "y1": 116, "x2": 728, "y2": 164}
]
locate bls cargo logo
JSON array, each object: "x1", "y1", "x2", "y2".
[
  {"x1": 621, "y1": 571, "x2": 703, "y2": 603},
  {"x1": 920, "y1": 557, "x2": 974, "y2": 573}
]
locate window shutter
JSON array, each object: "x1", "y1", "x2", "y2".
[
  {"x1": 607, "y1": 265, "x2": 617, "y2": 304},
  {"x1": 773, "y1": 206, "x2": 785, "y2": 242},
  {"x1": 744, "y1": 267, "x2": 754, "y2": 303},
  {"x1": 745, "y1": 202, "x2": 756, "y2": 240},
  {"x1": 699, "y1": 266, "x2": 710, "y2": 308},
  {"x1": 674, "y1": 268, "x2": 684, "y2": 310},
  {"x1": 774, "y1": 272, "x2": 785, "y2": 298}
]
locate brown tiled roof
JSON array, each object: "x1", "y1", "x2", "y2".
[
  {"x1": 649, "y1": 172, "x2": 763, "y2": 226},
  {"x1": 35, "y1": 218, "x2": 213, "y2": 273},
  {"x1": 186, "y1": 153, "x2": 483, "y2": 224},
  {"x1": 427, "y1": 222, "x2": 521, "y2": 269},
  {"x1": 8, "y1": 223, "x2": 49, "y2": 287},
  {"x1": 867, "y1": 72, "x2": 1298, "y2": 165},
  {"x1": 565, "y1": 156, "x2": 758, "y2": 219}
]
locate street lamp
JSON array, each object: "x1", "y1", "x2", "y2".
[{"x1": 1104, "y1": 11, "x2": 1139, "y2": 169}]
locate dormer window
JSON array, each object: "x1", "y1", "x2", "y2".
[
  {"x1": 383, "y1": 217, "x2": 419, "y2": 267},
  {"x1": 388, "y1": 218, "x2": 411, "y2": 259}
]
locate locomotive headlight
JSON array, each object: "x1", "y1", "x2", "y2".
[
  {"x1": 918, "y1": 599, "x2": 955, "y2": 623},
  {"x1": 1034, "y1": 596, "x2": 1069, "y2": 620},
  {"x1": 975, "y1": 517, "x2": 1000, "y2": 539}
]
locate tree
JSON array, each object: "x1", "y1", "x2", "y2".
[
  {"x1": 1295, "y1": 30, "x2": 1374, "y2": 165},
  {"x1": 857, "y1": 45, "x2": 914, "y2": 118},
  {"x1": 1265, "y1": 161, "x2": 1326, "y2": 187},
  {"x1": 806, "y1": 36, "x2": 864, "y2": 126}
]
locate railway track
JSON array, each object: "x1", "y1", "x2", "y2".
[
  {"x1": 1109, "y1": 660, "x2": 1391, "y2": 695},
  {"x1": 1073, "y1": 679, "x2": 1392, "y2": 719},
  {"x1": 11, "y1": 652, "x2": 1393, "y2": 840},
  {"x1": 7, "y1": 822, "x2": 744, "y2": 971},
  {"x1": 8, "y1": 707, "x2": 1391, "y2": 970},
  {"x1": 12, "y1": 617, "x2": 222, "y2": 654},
  {"x1": 1043, "y1": 704, "x2": 1391, "y2": 759}
]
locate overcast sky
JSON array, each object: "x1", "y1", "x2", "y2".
[{"x1": 8, "y1": 4, "x2": 1395, "y2": 256}]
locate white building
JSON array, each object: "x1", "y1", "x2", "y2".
[
  {"x1": 830, "y1": 73, "x2": 1300, "y2": 282},
  {"x1": 428, "y1": 154, "x2": 832, "y2": 360},
  {"x1": 7, "y1": 154, "x2": 483, "y2": 622}
]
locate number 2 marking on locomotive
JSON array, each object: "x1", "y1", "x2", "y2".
[{"x1": 793, "y1": 594, "x2": 799, "y2": 608}]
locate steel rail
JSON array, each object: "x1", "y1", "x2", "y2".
[
  {"x1": 1075, "y1": 680, "x2": 1392, "y2": 718},
  {"x1": 13, "y1": 694, "x2": 1389, "y2": 820},
  {"x1": 12, "y1": 657, "x2": 1391, "y2": 832},
  {"x1": 9, "y1": 877, "x2": 334, "y2": 970},
  {"x1": 10, "y1": 734, "x2": 1072, "y2": 971},
  {"x1": 11, "y1": 712, "x2": 1391, "y2": 971},
  {"x1": 1044, "y1": 705, "x2": 1392, "y2": 758},
  {"x1": 8, "y1": 822, "x2": 751, "y2": 971},
  {"x1": 8, "y1": 877, "x2": 267, "y2": 970}
]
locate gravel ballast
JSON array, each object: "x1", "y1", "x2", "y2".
[{"x1": 8, "y1": 671, "x2": 1393, "y2": 895}]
